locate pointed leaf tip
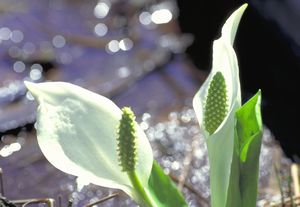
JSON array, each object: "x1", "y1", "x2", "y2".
[
  {"x1": 221, "y1": 3, "x2": 248, "y2": 45},
  {"x1": 24, "y1": 81, "x2": 38, "y2": 96}
]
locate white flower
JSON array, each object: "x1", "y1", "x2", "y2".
[
  {"x1": 24, "y1": 81, "x2": 153, "y2": 199},
  {"x1": 193, "y1": 4, "x2": 247, "y2": 137},
  {"x1": 192, "y1": 4, "x2": 248, "y2": 207}
]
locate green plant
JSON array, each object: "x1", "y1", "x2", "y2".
[{"x1": 193, "y1": 4, "x2": 263, "y2": 207}]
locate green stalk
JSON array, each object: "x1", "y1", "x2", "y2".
[
  {"x1": 117, "y1": 107, "x2": 156, "y2": 207},
  {"x1": 127, "y1": 171, "x2": 156, "y2": 207},
  {"x1": 274, "y1": 164, "x2": 285, "y2": 207},
  {"x1": 288, "y1": 174, "x2": 295, "y2": 207}
]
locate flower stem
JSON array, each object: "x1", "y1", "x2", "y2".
[{"x1": 127, "y1": 171, "x2": 156, "y2": 207}]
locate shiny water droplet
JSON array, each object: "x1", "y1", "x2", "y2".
[
  {"x1": 119, "y1": 38, "x2": 133, "y2": 51},
  {"x1": 52, "y1": 35, "x2": 66, "y2": 48},
  {"x1": 26, "y1": 91, "x2": 35, "y2": 101},
  {"x1": 30, "y1": 69, "x2": 42, "y2": 81},
  {"x1": 117, "y1": 66, "x2": 130, "y2": 78},
  {"x1": 151, "y1": 9, "x2": 173, "y2": 24},
  {"x1": 94, "y1": 1, "x2": 110, "y2": 18},
  {"x1": 10, "y1": 30, "x2": 24, "y2": 43},
  {"x1": 13, "y1": 61, "x2": 26, "y2": 73},
  {"x1": 94, "y1": 23, "x2": 108, "y2": 37},
  {"x1": 139, "y1": 12, "x2": 152, "y2": 25},
  {"x1": 106, "y1": 40, "x2": 119, "y2": 53},
  {"x1": 0, "y1": 27, "x2": 12, "y2": 41}
]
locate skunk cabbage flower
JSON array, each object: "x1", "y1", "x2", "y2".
[
  {"x1": 24, "y1": 81, "x2": 153, "y2": 200},
  {"x1": 193, "y1": 4, "x2": 263, "y2": 207},
  {"x1": 193, "y1": 4, "x2": 245, "y2": 138}
]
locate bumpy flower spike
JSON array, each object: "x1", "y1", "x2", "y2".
[
  {"x1": 117, "y1": 107, "x2": 138, "y2": 172},
  {"x1": 204, "y1": 71, "x2": 228, "y2": 135},
  {"x1": 117, "y1": 107, "x2": 156, "y2": 207}
]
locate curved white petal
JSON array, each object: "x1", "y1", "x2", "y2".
[
  {"x1": 192, "y1": 4, "x2": 248, "y2": 206},
  {"x1": 24, "y1": 81, "x2": 153, "y2": 197},
  {"x1": 193, "y1": 4, "x2": 247, "y2": 136}
]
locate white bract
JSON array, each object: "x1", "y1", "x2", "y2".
[
  {"x1": 24, "y1": 81, "x2": 153, "y2": 199},
  {"x1": 193, "y1": 4, "x2": 247, "y2": 207},
  {"x1": 193, "y1": 4, "x2": 246, "y2": 136}
]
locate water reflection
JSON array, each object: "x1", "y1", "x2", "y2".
[
  {"x1": 52, "y1": 35, "x2": 66, "y2": 49},
  {"x1": 94, "y1": 23, "x2": 108, "y2": 37},
  {"x1": 106, "y1": 39, "x2": 120, "y2": 53},
  {"x1": 139, "y1": 12, "x2": 152, "y2": 26},
  {"x1": 0, "y1": 0, "x2": 191, "y2": 133},
  {"x1": 10, "y1": 29, "x2": 24, "y2": 43},
  {"x1": 94, "y1": 0, "x2": 111, "y2": 19},
  {"x1": 0, "y1": 142, "x2": 21, "y2": 157},
  {"x1": 117, "y1": 66, "x2": 130, "y2": 78},
  {"x1": 0, "y1": 27, "x2": 12, "y2": 41},
  {"x1": 119, "y1": 38, "x2": 133, "y2": 51},
  {"x1": 13, "y1": 61, "x2": 26, "y2": 73},
  {"x1": 151, "y1": 9, "x2": 173, "y2": 24}
]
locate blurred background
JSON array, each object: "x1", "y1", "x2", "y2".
[{"x1": 0, "y1": 0, "x2": 298, "y2": 206}]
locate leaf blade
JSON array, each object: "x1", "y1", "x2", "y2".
[
  {"x1": 236, "y1": 90, "x2": 263, "y2": 207},
  {"x1": 146, "y1": 161, "x2": 188, "y2": 207}
]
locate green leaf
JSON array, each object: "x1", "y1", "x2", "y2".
[
  {"x1": 235, "y1": 90, "x2": 263, "y2": 207},
  {"x1": 146, "y1": 161, "x2": 188, "y2": 207}
]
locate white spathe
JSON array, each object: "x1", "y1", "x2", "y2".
[
  {"x1": 193, "y1": 4, "x2": 246, "y2": 137},
  {"x1": 24, "y1": 81, "x2": 153, "y2": 198},
  {"x1": 192, "y1": 4, "x2": 247, "y2": 207}
]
